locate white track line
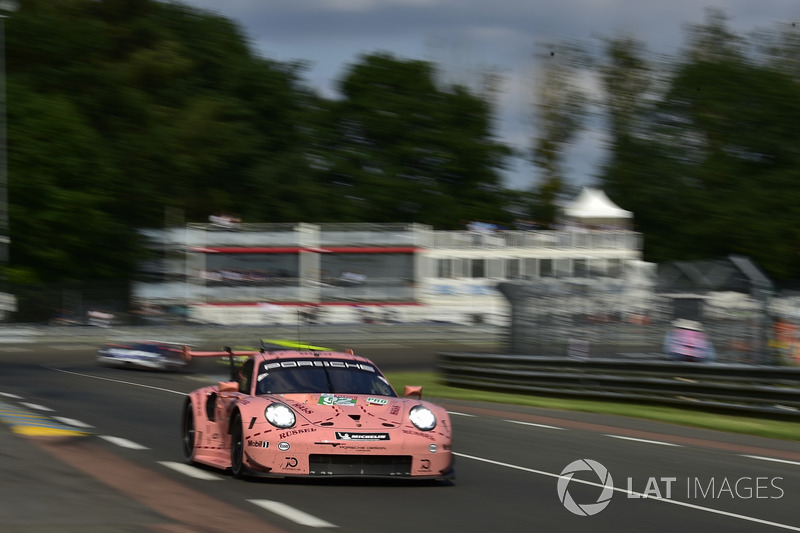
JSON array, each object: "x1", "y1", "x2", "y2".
[
  {"x1": 0, "y1": 392, "x2": 22, "y2": 399},
  {"x1": 605, "y1": 434, "x2": 682, "y2": 447},
  {"x1": 158, "y1": 461, "x2": 224, "y2": 480},
  {"x1": 48, "y1": 367, "x2": 185, "y2": 395},
  {"x1": 98, "y1": 436, "x2": 149, "y2": 450},
  {"x1": 52, "y1": 417, "x2": 93, "y2": 428},
  {"x1": 742, "y1": 455, "x2": 800, "y2": 468},
  {"x1": 248, "y1": 499, "x2": 337, "y2": 528},
  {"x1": 454, "y1": 452, "x2": 800, "y2": 531},
  {"x1": 19, "y1": 402, "x2": 54, "y2": 412},
  {"x1": 447, "y1": 411, "x2": 476, "y2": 417},
  {"x1": 505, "y1": 419, "x2": 565, "y2": 430}
]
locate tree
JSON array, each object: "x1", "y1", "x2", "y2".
[
  {"x1": 530, "y1": 43, "x2": 588, "y2": 226},
  {"x1": 316, "y1": 52, "x2": 512, "y2": 227},
  {"x1": 5, "y1": 1, "x2": 518, "y2": 311},
  {"x1": 8, "y1": 86, "x2": 134, "y2": 282},
  {"x1": 597, "y1": 11, "x2": 800, "y2": 281}
]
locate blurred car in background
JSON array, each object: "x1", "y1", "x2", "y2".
[{"x1": 97, "y1": 341, "x2": 191, "y2": 371}]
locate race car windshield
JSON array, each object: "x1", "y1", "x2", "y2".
[{"x1": 255, "y1": 359, "x2": 396, "y2": 397}]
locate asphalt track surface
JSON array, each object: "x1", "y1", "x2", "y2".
[{"x1": 1, "y1": 326, "x2": 799, "y2": 532}]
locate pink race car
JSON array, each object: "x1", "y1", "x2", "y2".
[{"x1": 181, "y1": 346, "x2": 454, "y2": 481}]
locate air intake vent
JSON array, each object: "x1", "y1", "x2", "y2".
[
  {"x1": 348, "y1": 415, "x2": 361, "y2": 421},
  {"x1": 309, "y1": 455, "x2": 412, "y2": 476}
]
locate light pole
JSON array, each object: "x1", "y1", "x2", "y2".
[{"x1": 0, "y1": 0, "x2": 18, "y2": 317}]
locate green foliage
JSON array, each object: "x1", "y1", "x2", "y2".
[
  {"x1": 310, "y1": 52, "x2": 512, "y2": 227},
  {"x1": 598, "y1": 12, "x2": 800, "y2": 282},
  {"x1": 530, "y1": 43, "x2": 588, "y2": 227},
  {"x1": 6, "y1": 2, "x2": 513, "y2": 288}
]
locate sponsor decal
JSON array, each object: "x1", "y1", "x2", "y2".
[
  {"x1": 335, "y1": 432, "x2": 390, "y2": 441},
  {"x1": 366, "y1": 397, "x2": 389, "y2": 406},
  {"x1": 278, "y1": 441, "x2": 290, "y2": 451},
  {"x1": 402, "y1": 428, "x2": 435, "y2": 441},
  {"x1": 263, "y1": 360, "x2": 375, "y2": 372},
  {"x1": 278, "y1": 427, "x2": 317, "y2": 439},
  {"x1": 420, "y1": 459, "x2": 431, "y2": 471},
  {"x1": 338, "y1": 445, "x2": 388, "y2": 451},
  {"x1": 291, "y1": 403, "x2": 315, "y2": 415},
  {"x1": 389, "y1": 404, "x2": 401, "y2": 416},
  {"x1": 247, "y1": 440, "x2": 269, "y2": 448},
  {"x1": 283, "y1": 456, "x2": 298, "y2": 469},
  {"x1": 105, "y1": 349, "x2": 158, "y2": 361},
  {"x1": 318, "y1": 394, "x2": 358, "y2": 406}
]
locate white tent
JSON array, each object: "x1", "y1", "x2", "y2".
[{"x1": 562, "y1": 188, "x2": 633, "y2": 228}]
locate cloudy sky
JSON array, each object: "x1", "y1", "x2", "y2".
[{"x1": 180, "y1": 0, "x2": 799, "y2": 190}]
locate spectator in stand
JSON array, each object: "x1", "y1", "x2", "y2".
[{"x1": 663, "y1": 319, "x2": 716, "y2": 362}]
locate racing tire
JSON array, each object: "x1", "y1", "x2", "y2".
[
  {"x1": 230, "y1": 412, "x2": 246, "y2": 478},
  {"x1": 181, "y1": 400, "x2": 196, "y2": 462}
]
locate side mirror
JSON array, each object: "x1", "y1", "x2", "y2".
[
  {"x1": 218, "y1": 381, "x2": 238, "y2": 392},
  {"x1": 403, "y1": 385, "x2": 422, "y2": 399}
]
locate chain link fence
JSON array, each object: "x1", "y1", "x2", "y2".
[
  {"x1": 11, "y1": 280, "x2": 136, "y2": 325},
  {"x1": 499, "y1": 281, "x2": 786, "y2": 365}
]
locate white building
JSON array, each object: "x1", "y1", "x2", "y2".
[{"x1": 133, "y1": 190, "x2": 644, "y2": 326}]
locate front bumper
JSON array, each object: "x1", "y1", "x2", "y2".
[{"x1": 241, "y1": 431, "x2": 453, "y2": 479}]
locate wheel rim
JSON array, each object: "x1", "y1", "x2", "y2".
[{"x1": 182, "y1": 402, "x2": 195, "y2": 460}]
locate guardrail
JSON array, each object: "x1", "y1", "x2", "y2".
[{"x1": 437, "y1": 352, "x2": 800, "y2": 419}]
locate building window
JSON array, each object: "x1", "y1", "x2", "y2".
[
  {"x1": 540, "y1": 259, "x2": 554, "y2": 278},
  {"x1": 589, "y1": 259, "x2": 606, "y2": 277},
  {"x1": 524, "y1": 258, "x2": 538, "y2": 279},
  {"x1": 487, "y1": 258, "x2": 503, "y2": 279},
  {"x1": 573, "y1": 259, "x2": 588, "y2": 278},
  {"x1": 470, "y1": 259, "x2": 486, "y2": 278},
  {"x1": 554, "y1": 259, "x2": 570, "y2": 277},
  {"x1": 507, "y1": 258, "x2": 521, "y2": 279},
  {"x1": 437, "y1": 258, "x2": 452, "y2": 278},
  {"x1": 608, "y1": 259, "x2": 623, "y2": 278}
]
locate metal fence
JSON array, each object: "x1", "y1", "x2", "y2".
[
  {"x1": 12, "y1": 280, "x2": 133, "y2": 325},
  {"x1": 498, "y1": 280, "x2": 785, "y2": 365},
  {"x1": 437, "y1": 352, "x2": 800, "y2": 419}
]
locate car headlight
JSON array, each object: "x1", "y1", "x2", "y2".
[
  {"x1": 265, "y1": 403, "x2": 296, "y2": 429},
  {"x1": 409, "y1": 405, "x2": 436, "y2": 431}
]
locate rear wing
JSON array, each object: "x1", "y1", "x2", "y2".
[{"x1": 183, "y1": 346, "x2": 259, "y2": 381}]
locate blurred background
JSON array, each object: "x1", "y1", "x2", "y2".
[{"x1": 2, "y1": 2, "x2": 800, "y2": 365}]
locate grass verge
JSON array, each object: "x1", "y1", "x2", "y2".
[{"x1": 385, "y1": 371, "x2": 800, "y2": 442}]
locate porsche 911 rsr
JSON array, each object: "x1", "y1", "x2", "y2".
[{"x1": 181, "y1": 347, "x2": 454, "y2": 481}]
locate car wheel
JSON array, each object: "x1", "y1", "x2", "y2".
[
  {"x1": 230, "y1": 412, "x2": 246, "y2": 478},
  {"x1": 181, "y1": 400, "x2": 196, "y2": 462}
]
